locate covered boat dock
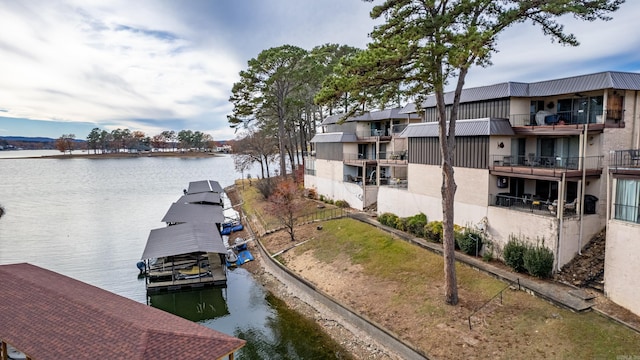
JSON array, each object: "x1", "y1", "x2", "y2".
[
  {"x1": 187, "y1": 179, "x2": 223, "y2": 194},
  {"x1": 142, "y1": 222, "x2": 228, "y2": 292},
  {"x1": 161, "y1": 202, "x2": 226, "y2": 224}
]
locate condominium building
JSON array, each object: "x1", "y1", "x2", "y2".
[{"x1": 305, "y1": 71, "x2": 640, "y2": 316}]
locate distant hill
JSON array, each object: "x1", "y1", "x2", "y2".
[
  {"x1": 0, "y1": 136, "x2": 56, "y2": 142},
  {"x1": 0, "y1": 136, "x2": 85, "y2": 143},
  {"x1": 0, "y1": 136, "x2": 84, "y2": 150}
]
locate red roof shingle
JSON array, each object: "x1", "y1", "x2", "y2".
[{"x1": 0, "y1": 263, "x2": 244, "y2": 359}]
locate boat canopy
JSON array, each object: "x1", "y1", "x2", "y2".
[
  {"x1": 177, "y1": 192, "x2": 222, "y2": 205},
  {"x1": 187, "y1": 180, "x2": 223, "y2": 194},
  {"x1": 162, "y1": 202, "x2": 225, "y2": 223},
  {"x1": 141, "y1": 222, "x2": 227, "y2": 260}
]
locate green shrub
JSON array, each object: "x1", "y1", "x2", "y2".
[
  {"x1": 456, "y1": 228, "x2": 484, "y2": 256},
  {"x1": 378, "y1": 212, "x2": 398, "y2": 227},
  {"x1": 503, "y1": 235, "x2": 528, "y2": 272},
  {"x1": 334, "y1": 200, "x2": 350, "y2": 208},
  {"x1": 482, "y1": 239, "x2": 495, "y2": 262},
  {"x1": 523, "y1": 241, "x2": 554, "y2": 278},
  {"x1": 424, "y1": 221, "x2": 443, "y2": 243},
  {"x1": 406, "y1": 213, "x2": 428, "y2": 237},
  {"x1": 394, "y1": 216, "x2": 408, "y2": 231},
  {"x1": 319, "y1": 194, "x2": 325, "y2": 202}
]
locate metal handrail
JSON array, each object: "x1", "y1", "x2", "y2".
[
  {"x1": 491, "y1": 154, "x2": 602, "y2": 170},
  {"x1": 609, "y1": 149, "x2": 640, "y2": 170},
  {"x1": 508, "y1": 109, "x2": 619, "y2": 127}
]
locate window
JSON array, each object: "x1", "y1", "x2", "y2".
[
  {"x1": 557, "y1": 95, "x2": 603, "y2": 124},
  {"x1": 614, "y1": 179, "x2": 640, "y2": 223}
]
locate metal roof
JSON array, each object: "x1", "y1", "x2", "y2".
[
  {"x1": 310, "y1": 132, "x2": 358, "y2": 143},
  {"x1": 322, "y1": 107, "x2": 420, "y2": 125},
  {"x1": 401, "y1": 71, "x2": 640, "y2": 111},
  {"x1": 399, "y1": 118, "x2": 515, "y2": 138},
  {"x1": 161, "y1": 202, "x2": 225, "y2": 223},
  {"x1": 142, "y1": 222, "x2": 227, "y2": 259},
  {"x1": 0, "y1": 263, "x2": 244, "y2": 359},
  {"x1": 177, "y1": 192, "x2": 222, "y2": 205},
  {"x1": 187, "y1": 180, "x2": 223, "y2": 194}
]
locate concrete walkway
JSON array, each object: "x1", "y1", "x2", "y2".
[{"x1": 349, "y1": 212, "x2": 594, "y2": 312}]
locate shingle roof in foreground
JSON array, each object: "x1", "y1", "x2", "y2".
[{"x1": 0, "y1": 263, "x2": 245, "y2": 360}]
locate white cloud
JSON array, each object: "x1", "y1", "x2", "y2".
[{"x1": 0, "y1": 0, "x2": 638, "y2": 139}]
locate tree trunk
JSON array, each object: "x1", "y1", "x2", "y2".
[{"x1": 441, "y1": 161, "x2": 458, "y2": 305}]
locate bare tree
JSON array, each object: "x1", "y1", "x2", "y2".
[{"x1": 267, "y1": 178, "x2": 305, "y2": 242}]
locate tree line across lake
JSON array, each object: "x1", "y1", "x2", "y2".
[{"x1": 54, "y1": 128, "x2": 223, "y2": 154}]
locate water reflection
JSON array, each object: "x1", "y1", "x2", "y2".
[{"x1": 148, "y1": 287, "x2": 229, "y2": 322}]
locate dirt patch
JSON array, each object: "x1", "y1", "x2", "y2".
[{"x1": 554, "y1": 229, "x2": 605, "y2": 290}]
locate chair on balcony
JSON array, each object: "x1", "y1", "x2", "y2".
[
  {"x1": 502, "y1": 156, "x2": 512, "y2": 166},
  {"x1": 564, "y1": 199, "x2": 577, "y2": 214},
  {"x1": 527, "y1": 153, "x2": 540, "y2": 167}
]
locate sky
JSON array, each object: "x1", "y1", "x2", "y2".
[{"x1": 1, "y1": 1, "x2": 640, "y2": 140}]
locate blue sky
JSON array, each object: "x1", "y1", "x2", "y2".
[{"x1": 1, "y1": 1, "x2": 639, "y2": 140}]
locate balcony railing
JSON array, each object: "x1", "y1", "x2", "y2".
[
  {"x1": 379, "y1": 151, "x2": 407, "y2": 161},
  {"x1": 509, "y1": 109, "x2": 621, "y2": 127},
  {"x1": 491, "y1": 155, "x2": 602, "y2": 171},
  {"x1": 609, "y1": 149, "x2": 640, "y2": 170},
  {"x1": 613, "y1": 203, "x2": 640, "y2": 224},
  {"x1": 490, "y1": 193, "x2": 577, "y2": 218},
  {"x1": 391, "y1": 124, "x2": 408, "y2": 134},
  {"x1": 356, "y1": 128, "x2": 390, "y2": 138},
  {"x1": 344, "y1": 152, "x2": 377, "y2": 162}
]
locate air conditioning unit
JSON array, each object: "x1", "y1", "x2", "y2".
[{"x1": 497, "y1": 176, "x2": 508, "y2": 188}]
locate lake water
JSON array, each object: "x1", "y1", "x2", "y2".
[{"x1": 0, "y1": 151, "x2": 348, "y2": 359}]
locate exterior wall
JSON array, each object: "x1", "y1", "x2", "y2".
[
  {"x1": 380, "y1": 164, "x2": 489, "y2": 225},
  {"x1": 326, "y1": 122, "x2": 357, "y2": 133},
  {"x1": 305, "y1": 173, "x2": 364, "y2": 210},
  {"x1": 557, "y1": 215, "x2": 604, "y2": 268},
  {"x1": 486, "y1": 206, "x2": 559, "y2": 261},
  {"x1": 605, "y1": 220, "x2": 640, "y2": 317},
  {"x1": 377, "y1": 187, "x2": 441, "y2": 219},
  {"x1": 314, "y1": 159, "x2": 344, "y2": 182},
  {"x1": 509, "y1": 98, "x2": 530, "y2": 117},
  {"x1": 407, "y1": 163, "x2": 441, "y2": 197}
]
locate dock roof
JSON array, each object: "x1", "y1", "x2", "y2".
[
  {"x1": 187, "y1": 180, "x2": 223, "y2": 194},
  {"x1": 177, "y1": 192, "x2": 222, "y2": 205},
  {"x1": 141, "y1": 222, "x2": 227, "y2": 260},
  {"x1": 0, "y1": 263, "x2": 244, "y2": 360},
  {"x1": 162, "y1": 202, "x2": 225, "y2": 224}
]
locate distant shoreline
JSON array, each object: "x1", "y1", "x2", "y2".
[{"x1": 0, "y1": 151, "x2": 222, "y2": 160}]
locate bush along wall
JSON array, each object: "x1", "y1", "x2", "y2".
[
  {"x1": 523, "y1": 239, "x2": 554, "y2": 278},
  {"x1": 503, "y1": 234, "x2": 554, "y2": 278},
  {"x1": 456, "y1": 227, "x2": 484, "y2": 257}
]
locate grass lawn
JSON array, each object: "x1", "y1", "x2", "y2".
[{"x1": 237, "y1": 180, "x2": 640, "y2": 358}]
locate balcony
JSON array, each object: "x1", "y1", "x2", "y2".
[
  {"x1": 490, "y1": 154, "x2": 603, "y2": 179},
  {"x1": 609, "y1": 149, "x2": 640, "y2": 174},
  {"x1": 509, "y1": 110, "x2": 624, "y2": 127},
  {"x1": 377, "y1": 151, "x2": 408, "y2": 166},
  {"x1": 343, "y1": 152, "x2": 378, "y2": 166},
  {"x1": 490, "y1": 193, "x2": 577, "y2": 218},
  {"x1": 355, "y1": 128, "x2": 392, "y2": 141}
]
